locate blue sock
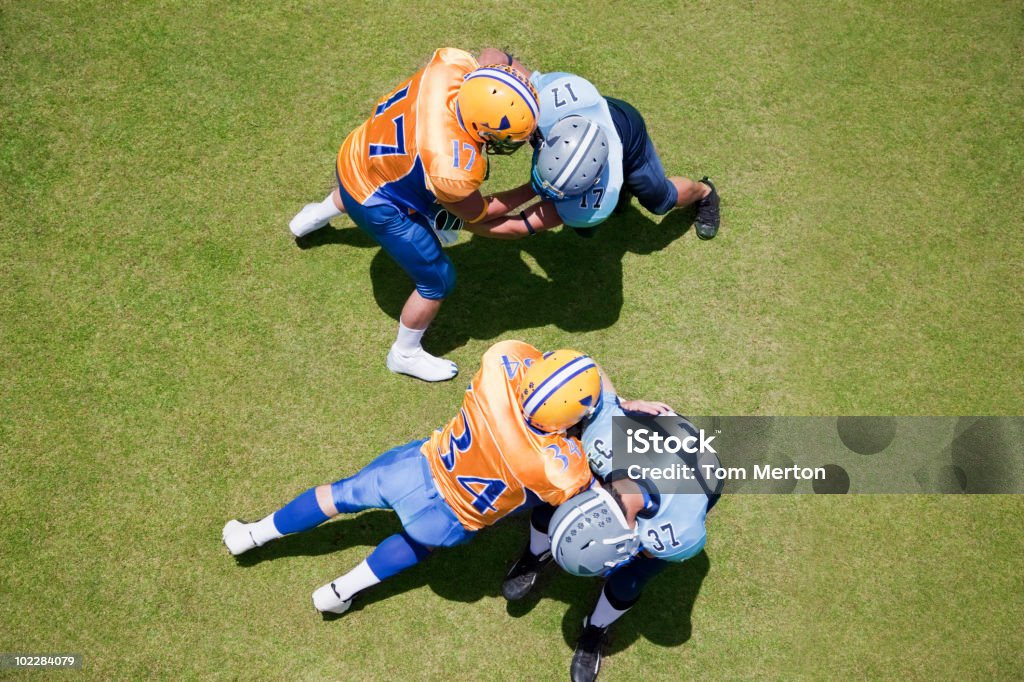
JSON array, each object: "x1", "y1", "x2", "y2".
[
  {"x1": 365, "y1": 532, "x2": 431, "y2": 580},
  {"x1": 272, "y1": 487, "x2": 330, "y2": 535}
]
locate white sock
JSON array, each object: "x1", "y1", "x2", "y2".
[
  {"x1": 290, "y1": 192, "x2": 343, "y2": 237},
  {"x1": 393, "y1": 321, "x2": 426, "y2": 354},
  {"x1": 313, "y1": 192, "x2": 343, "y2": 222},
  {"x1": 331, "y1": 560, "x2": 381, "y2": 602},
  {"x1": 589, "y1": 590, "x2": 630, "y2": 629},
  {"x1": 530, "y1": 523, "x2": 551, "y2": 556},
  {"x1": 250, "y1": 513, "x2": 283, "y2": 546}
]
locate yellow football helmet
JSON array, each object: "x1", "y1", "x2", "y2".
[
  {"x1": 457, "y1": 65, "x2": 539, "y2": 155},
  {"x1": 520, "y1": 349, "x2": 602, "y2": 433}
]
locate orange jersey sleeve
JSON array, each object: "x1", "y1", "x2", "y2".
[
  {"x1": 421, "y1": 340, "x2": 594, "y2": 531},
  {"x1": 337, "y1": 48, "x2": 487, "y2": 214}
]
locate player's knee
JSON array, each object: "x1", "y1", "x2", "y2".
[
  {"x1": 437, "y1": 261, "x2": 456, "y2": 297},
  {"x1": 604, "y1": 576, "x2": 643, "y2": 608},
  {"x1": 605, "y1": 556, "x2": 668, "y2": 604},
  {"x1": 315, "y1": 484, "x2": 340, "y2": 517},
  {"x1": 366, "y1": 532, "x2": 432, "y2": 579},
  {"x1": 328, "y1": 477, "x2": 362, "y2": 514},
  {"x1": 397, "y1": 531, "x2": 432, "y2": 559},
  {"x1": 638, "y1": 180, "x2": 678, "y2": 215},
  {"x1": 416, "y1": 261, "x2": 456, "y2": 300}
]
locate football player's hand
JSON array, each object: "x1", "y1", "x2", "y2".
[{"x1": 620, "y1": 399, "x2": 672, "y2": 415}]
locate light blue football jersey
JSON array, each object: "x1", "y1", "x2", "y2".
[
  {"x1": 530, "y1": 71, "x2": 624, "y2": 229},
  {"x1": 581, "y1": 394, "x2": 710, "y2": 562},
  {"x1": 635, "y1": 488, "x2": 707, "y2": 562}
]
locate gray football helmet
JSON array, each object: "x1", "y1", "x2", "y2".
[
  {"x1": 531, "y1": 115, "x2": 609, "y2": 200},
  {"x1": 548, "y1": 485, "x2": 640, "y2": 577}
]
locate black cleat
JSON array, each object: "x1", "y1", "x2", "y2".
[
  {"x1": 501, "y1": 548, "x2": 552, "y2": 601},
  {"x1": 571, "y1": 618, "x2": 609, "y2": 682},
  {"x1": 694, "y1": 176, "x2": 720, "y2": 240}
]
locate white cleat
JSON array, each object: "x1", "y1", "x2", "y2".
[
  {"x1": 289, "y1": 203, "x2": 331, "y2": 238},
  {"x1": 222, "y1": 519, "x2": 258, "y2": 556},
  {"x1": 312, "y1": 582, "x2": 352, "y2": 615},
  {"x1": 386, "y1": 345, "x2": 458, "y2": 382}
]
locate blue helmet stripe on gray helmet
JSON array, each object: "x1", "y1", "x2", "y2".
[
  {"x1": 548, "y1": 485, "x2": 640, "y2": 577},
  {"x1": 533, "y1": 115, "x2": 609, "y2": 200}
]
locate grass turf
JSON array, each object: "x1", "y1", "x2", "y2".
[{"x1": 2, "y1": 0, "x2": 1023, "y2": 679}]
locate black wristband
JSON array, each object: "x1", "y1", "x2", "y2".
[
  {"x1": 520, "y1": 210, "x2": 535, "y2": 235},
  {"x1": 504, "y1": 51, "x2": 514, "y2": 66}
]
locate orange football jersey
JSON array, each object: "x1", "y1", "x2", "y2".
[
  {"x1": 337, "y1": 48, "x2": 488, "y2": 216},
  {"x1": 422, "y1": 341, "x2": 594, "y2": 531}
]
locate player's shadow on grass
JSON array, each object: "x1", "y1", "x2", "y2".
[
  {"x1": 376, "y1": 205, "x2": 695, "y2": 354},
  {"x1": 297, "y1": 204, "x2": 697, "y2": 354},
  {"x1": 233, "y1": 509, "x2": 535, "y2": 608},
  {"x1": 293, "y1": 223, "x2": 378, "y2": 250},
  {"x1": 231, "y1": 509, "x2": 405, "y2": 567},
  {"x1": 504, "y1": 547, "x2": 710, "y2": 654},
  {"x1": 564, "y1": 551, "x2": 710, "y2": 653},
  {"x1": 344, "y1": 513, "x2": 532, "y2": 615},
  {"x1": 233, "y1": 507, "x2": 709, "y2": 653}
]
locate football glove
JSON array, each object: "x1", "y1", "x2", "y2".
[{"x1": 429, "y1": 204, "x2": 463, "y2": 247}]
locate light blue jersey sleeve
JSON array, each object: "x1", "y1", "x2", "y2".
[{"x1": 529, "y1": 71, "x2": 623, "y2": 229}]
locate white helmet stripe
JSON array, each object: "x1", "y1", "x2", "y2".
[
  {"x1": 465, "y1": 67, "x2": 539, "y2": 118},
  {"x1": 522, "y1": 356, "x2": 596, "y2": 417},
  {"x1": 551, "y1": 121, "x2": 599, "y2": 190}
]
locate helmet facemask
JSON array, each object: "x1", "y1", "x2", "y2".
[{"x1": 481, "y1": 133, "x2": 527, "y2": 156}]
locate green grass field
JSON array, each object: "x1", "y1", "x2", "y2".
[{"x1": 3, "y1": 0, "x2": 1023, "y2": 679}]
